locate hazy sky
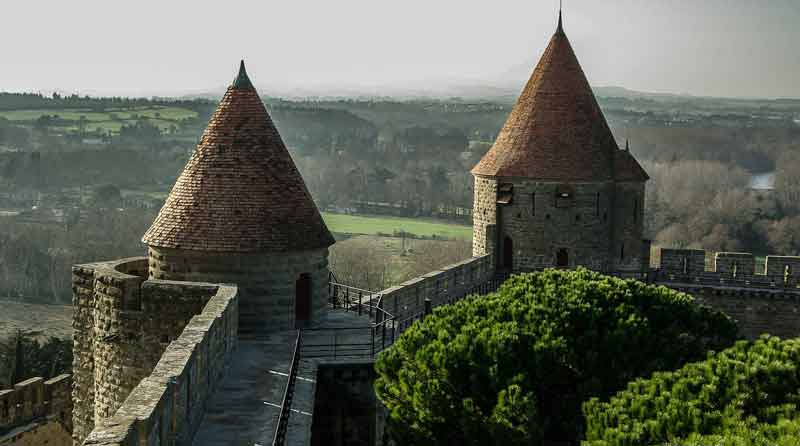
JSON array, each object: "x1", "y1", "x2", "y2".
[{"x1": 2, "y1": 0, "x2": 799, "y2": 98}]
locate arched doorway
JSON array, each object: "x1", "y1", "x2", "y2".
[
  {"x1": 556, "y1": 248, "x2": 569, "y2": 268},
  {"x1": 295, "y1": 273, "x2": 312, "y2": 328},
  {"x1": 502, "y1": 236, "x2": 513, "y2": 270}
]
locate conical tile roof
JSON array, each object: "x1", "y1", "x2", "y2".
[
  {"x1": 142, "y1": 61, "x2": 334, "y2": 252},
  {"x1": 472, "y1": 14, "x2": 628, "y2": 181}
]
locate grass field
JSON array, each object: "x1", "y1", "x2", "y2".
[
  {"x1": 0, "y1": 300, "x2": 73, "y2": 340},
  {"x1": 322, "y1": 212, "x2": 472, "y2": 239},
  {"x1": 0, "y1": 106, "x2": 198, "y2": 134},
  {"x1": 0, "y1": 106, "x2": 197, "y2": 122}
]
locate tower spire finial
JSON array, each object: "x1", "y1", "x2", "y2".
[
  {"x1": 232, "y1": 59, "x2": 253, "y2": 89},
  {"x1": 557, "y1": 0, "x2": 564, "y2": 33},
  {"x1": 625, "y1": 139, "x2": 630, "y2": 152}
]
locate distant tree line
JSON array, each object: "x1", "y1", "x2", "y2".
[
  {"x1": 646, "y1": 158, "x2": 800, "y2": 257},
  {"x1": 0, "y1": 330, "x2": 72, "y2": 388}
]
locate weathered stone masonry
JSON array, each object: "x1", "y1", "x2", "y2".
[
  {"x1": 148, "y1": 246, "x2": 330, "y2": 332},
  {"x1": 1, "y1": 374, "x2": 72, "y2": 445},
  {"x1": 378, "y1": 254, "x2": 495, "y2": 325},
  {"x1": 71, "y1": 257, "x2": 238, "y2": 445},
  {"x1": 81, "y1": 281, "x2": 238, "y2": 446},
  {"x1": 657, "y1": 248, "x2": 800, "y2": 339}
]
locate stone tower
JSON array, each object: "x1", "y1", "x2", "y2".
[
  {"x1": 471, "y1": 12, "x2": 649, "y2": 275},
  {"x1": 142, "y1": 61, "x2": 335, "y2": 334}
]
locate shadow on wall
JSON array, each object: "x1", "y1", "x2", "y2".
[{"x1": 0, "y1": 374, "x2": 72, "y2": 446}]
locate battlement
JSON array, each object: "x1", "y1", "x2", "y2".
[
  {"x1": 0, "y1": 374, "x2": 72, "y2": 445},
  {"x1": 657, "y1": 248, "x2": 800, "y2": 289},
  {"x1": 654, "y1": 248, "x2": 800, "y2": 340},
  {"x1": 72, "y1": 257, "x2": 239, "y2": 444},
  {"x1": 81, "y1": 281, "x2": 238, "y2": 446}
]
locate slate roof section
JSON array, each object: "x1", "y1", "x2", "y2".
[
  {"x1": 472, "y1": 14, "x2": 631, "y2": 182},
  {"x1": 142, "y1": 62, "x2": 335, "y2": 252}
]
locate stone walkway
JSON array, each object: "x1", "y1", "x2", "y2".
[{"x1": 191, "y1": 310, "x2": 374, "y2": 446}]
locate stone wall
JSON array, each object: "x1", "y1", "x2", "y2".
[
  {"x1": 0, "y1": 374, "x2": 72, "y2": 445},
  {"x1": 658, "y1": 248, "x2": 800, "y2": 284},
  {"x1": 663, "y1": 283, "x2": 800, "y2": 340},
  {"x1": 471, "y1": 175, "x2": 497, "y2": 261},
  {"x1": 714, "y1": 252, "x2": 756, "y2": 280},
  {"x1": 612, "y1": 181, "x2": 647, "y2": 273},
  {"x1": 655, "y1": 248, "x2": 800, "y2": 339},
  {"x1": 377, "y1": 254, "x2": 494, "y2": 325},
  {"x1": 765, "y1": 256, "x2": 800, "y2": 287},
  {"x1": 472, "y1": 174, "x2": 648, "y2": 273},
  {"x1": 72, "y1": 257, "x2": 237, "y2": 445},
  {"x1": 147, "y1": 246, "x2": 330, "y2": 334},
  {"x1": 659, "y1": 248, "x2": 707, "y2": 278},
  {"x1": 80, "y1": 282, "x2": 238, "y2": 446},
  {"x1": 499, "y1": 180, "x2": 617, "y2": 271}
]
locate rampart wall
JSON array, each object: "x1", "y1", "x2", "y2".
[
  {"x1": 655, "y1": 248, "x2": 800, "y2": 339},
  {"x1": 0, "y1": 374, "x2": 72, "y2": 445},
  {"x1": 378, "y1": 254, "x2": 495, "y2": 326},
  {"x1": 72, "y1": 257, "x2": 238, "y2": 444},
  {"x1": 80, "y1": 282, "x2": 238, "y2": 446}
]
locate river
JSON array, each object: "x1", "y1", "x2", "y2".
[{"x1": 749, "y1": 172, "x2": 776, "y2": 190}]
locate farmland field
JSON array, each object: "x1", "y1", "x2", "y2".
[
  {"x1": 0, "y1": 106, "x2": 199, "y2": 134},
  {"x1": 0, "y1": 300, "x2": 73, "y2": 340},
  {"x1": 321, "y1": 212, "x2": 472, "y2": 239},
  {"x1": 0, "y1": 106, "x2": 197, "y2": 122}
]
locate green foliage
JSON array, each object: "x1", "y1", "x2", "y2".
[
  {"x1": 583, "y1": 336, "x2": 800, "y2": 446},
  {"x1": 374, "y1": 268, "x2": 738, "y2": 445},
  {"x1": 674, "y1": 418, "x2": 800, "y2": 446}
]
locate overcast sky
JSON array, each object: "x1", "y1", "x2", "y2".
[{"x1": 2, "y1": 0, "x2": 799, "y2": 98}]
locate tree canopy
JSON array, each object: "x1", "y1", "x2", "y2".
[
  {"x1": 583, "y1": 335, "x2": 800, "y2": 446},
  {"x1": 374, "y1": 268, "x2": 738, "y2": 446},
  {"x1": 0, "y1": 331, "x2": 72, "y2": 388}
]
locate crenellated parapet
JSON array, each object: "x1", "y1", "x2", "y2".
[
  {"x1": 0, "y1": 374, "x2": 72, "y2": 445},
  {"x1": 655, "y1": 248, "x2": 800, "y2": 340},
  {"x1": 657, "y1": 248, "x2": 800, "y2": 288},
  {"x1": 71, "y1": 257, "x2": 239, "y2": 445},
  {"x1": 80, "y1": 282, "x2": 238, "y2": 446}
]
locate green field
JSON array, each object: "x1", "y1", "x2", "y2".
[
  {"x1": 0, "y1": 106, "x2": 198, "y2": 134},
  {"x1": 322, "y1": 212, "x2": 472, "y2": 239},
  {"x1": 0, "y1": 106, "x2": 197, "y2": 122}
]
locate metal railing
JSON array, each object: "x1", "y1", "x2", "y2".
[
  {"x1": 300, "y1": 319, "x2": 396, "y2": 360},
  {"x1": 328, "y1": 273, "x2": 385, "y2": 320},
  {"x1": 272, "y1": 330, "x2": 302, "y2": 446},
  {"x1": 270, "y1": 271, "x2": 509, "y2": 445}
]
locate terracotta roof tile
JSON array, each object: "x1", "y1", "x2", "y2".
[
  {"x1": 471, "y1": 18, "x2": 621, "y2": 181},
  {"x1": 142, "y1": 62, "x2": 334, "y2": 252}
]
